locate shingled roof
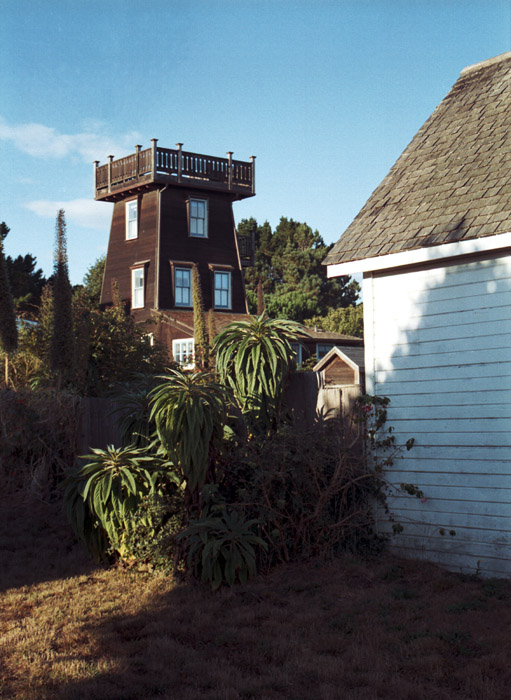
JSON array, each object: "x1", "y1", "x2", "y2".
[{"x1": 324, "y1": 52, "x2": 511, "y2": 267}]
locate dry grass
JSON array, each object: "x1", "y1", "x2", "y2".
[{"x1": 2, "y1": 495, "x2": 511, "y2": 700}]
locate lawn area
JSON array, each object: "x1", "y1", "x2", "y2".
[{"x1": 1, "y1": 494, "x2": 511, "y2": 700}]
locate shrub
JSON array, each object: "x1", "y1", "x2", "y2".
[{"x1": 0, "y1": 387, "x2": 78, "y2": 496}]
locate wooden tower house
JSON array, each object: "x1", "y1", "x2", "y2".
[{"x1": 95, "y1": 141, "x2": 255, "y2": 363}]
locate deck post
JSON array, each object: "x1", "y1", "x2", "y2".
[
  {"x1": 151, "y1": 139, "x2": 158, "y2": 180},
  {"x1": 176, "y1": 143, "x2": 183, "y2": 183},
  {"x1": 93, "y1": 160, "x2": 99, "y2": 197},
  {"x1": 107, "y1": 155, "x2": 114, "y2": 194},
  {"x1": 226, "y1": 151, "x2": 233, "y2": 190},
  {"x1": 135, "y1": 144, "x2": 142, "y2": 178},
  {"x1": 250, "y1": 156, "x2": 256, "y2": 195}
]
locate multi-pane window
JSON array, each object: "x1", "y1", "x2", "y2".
[
  {"x1": 291, "y1": 343, "x2": 303, "y2": 366},
  {"x1": 131, "y1": 267, "x2": 144, "y2": 308},
  {"x1": 175, "y1": 267, "x2": 192, "y2": 307},
  {"x1": 189, "y1": 198, "x2": 208, "y2": 237},
  {"x1": 214, "y1": 271, "x2": 231, "y2": 309},
  {"x1": 316, "y1": 343, "x2": 335, "y2": 360},
  {"x1": 126, "y1": 200, "x2": 138, "y2": 240},
  {"x1": 173, "y1": 339, "x2": 195, "y2": 367}
]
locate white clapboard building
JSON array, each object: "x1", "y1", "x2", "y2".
[{"x1": 324, "y1": 53, "x2": 511, "y2": 577}]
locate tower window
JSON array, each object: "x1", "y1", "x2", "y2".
[
  {"x1": 175, "y1": 267, "x2": 192, "y2": 307},
  {"x1": 214, "y1": 271, "x2": 231, "y2": 309},
  {"x1": 126, "y1": 199, "x2": 138, "y2": 240},
  {"x1": 189, "y1": 198, "x2": 208, "y2": 237},
  {"x1": 131, "y1": 267, "x2": 144, "y2": 308}
]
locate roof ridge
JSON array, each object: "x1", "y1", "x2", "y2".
[{"x1": 460, "y1": 51, "x2": 511, "y2": 77}]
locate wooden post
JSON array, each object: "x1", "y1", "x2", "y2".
[
  {"x1": 226, "y1": 151, "x2": 233, "y2": 190},
  {"x1": 176, "y1": 142, "x2": 183, "y2": 182},
  {"x1": 250, "y1": 155, "x2": 256, "y2": 195},
  {"x1": 135, "y1": 144, "x2": 142, "y2": 178},
  {"x1": 93, "y1": 160, "x2": 99, "y2": 197},
  {"x1": 151, "y1": 138, "x2": 158, "y2": 180},
  {"x1": 107, "y1": 155, "x2": 114, "y2": 194}
]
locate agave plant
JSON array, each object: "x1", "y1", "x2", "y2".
[
  {"x1": 213, "y1": 314, "x2": 304, "y2": 429},
  {"x1": 63, "y1": 444, "x2": 176, "y2": 560},
  {"x1": 149, "y1": 369, "x2": 231, "y2": 493}
]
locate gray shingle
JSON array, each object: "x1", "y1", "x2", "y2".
[{"x1": 324, "y1": 52, "x2": 511, "y2": 266}]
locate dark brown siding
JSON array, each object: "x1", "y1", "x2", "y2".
[
  {"x1": 158, "y1": 187, "x2": 246, "y2": 313},
  {"x1": 101, "y1": 190, "x2": 158, "y2": 313}
]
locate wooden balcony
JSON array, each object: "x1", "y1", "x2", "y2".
[{"x1": 94, "y1": 140, "x2": 255, "y2": 201}]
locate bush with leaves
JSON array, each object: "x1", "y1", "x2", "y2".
[
  {"x1": 63, "y1": 444, "x2": 179, "y2": 561},
  {"x1": 0, "y1": 387, "x2": 78, "y2": 496}
]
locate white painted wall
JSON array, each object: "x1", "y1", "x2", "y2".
[{"x1": 364, "y1": 251, "x2": 511, "y2": 577}]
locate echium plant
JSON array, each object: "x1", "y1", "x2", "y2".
[
  {"x1": 149, "y1": 369, "x2": 231, "y2": 498},
  {"x1": 213, "y1": 314, "x2": 304, "y2": 431}
]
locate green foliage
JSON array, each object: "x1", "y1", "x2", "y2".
[
  {"x1": 179, "y1": 508, "x2": 267, "y2": 589},
  {"x1": 50, "y1": 210, "x2": 75, "y2": 384},
  {"x1": 213, "y1": 314, "x2": 303, "y2": 429},
  {"x1": 0, "y1": 237, "x2": 18, "y2": 359},
  {"x1": 84, "y1": 287, "x2": 167, "y2": 396},
  {"x1": 82, "y1": 255, "x2": 105, "y2": 308},
  {"x1": 0, "y1": 388, "x2": 77, "y2": 495},
  {"x1": 5, "y1": 253, "x2": 46, "y2": 317},
  {"x1": 240, "y1": 217, "x2": 360, "y2": 322},
  {"x1": 304, "y1": 304, "x2": 364, "y2": 338},
  {"x1": 113, "y1": 374, "x2": 159, "y2": 448},
  {"x1": 192, "y1": 264, "x2": 208, "y2": 368},
  {"x1": 63, "y1": 444, "x2": 177, "y2": 561},
  {"x1": 121, "y1": 491, "x2": 185, "y2": 573},
  {"x1": 217, "y1": 418, "x2": 386, "y2": 568},
  {"x1": 150, "y1": 369, "x2": 231, "y2": 492}
]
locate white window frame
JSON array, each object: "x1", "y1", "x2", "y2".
[
  {"x1": 126, "y1": 199, "x2": 138, "y2": 240},
  {"x1": 214, "y1": 270, "x2": 231, "y2": 310},
  {"x1": 189, "y1": 198, "x2": 208, "y2": 238},
  {"x1": 131, "y1": 267, "x2": 144, "y2": 309},
  {"x1": 173, "y1": 338, "x2": 195, "y2": 368},
  {"x1": 174, "y1": 267, "x2": 192, "y2": 307}
]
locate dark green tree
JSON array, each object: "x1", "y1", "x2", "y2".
[
  {"x1": 50, "y1": 210, "x2": 75, "y2": 385},
  {"x1": 5, "y1": 254, "x2": 46, "y2": 316},
  {"x1": 192, "y1": 264, "x2": 208, "y2": 369},
  {"x1": 82, "y1": 255, "x2": 105, "y2": 307},
  {"x1": 304, "y1": 304, "x2": 364, "y2": 338},
  {"x1": 0, "y1": 222, "x2": 10, "y2": 241},
  {"x1": 241, "y1": 217, "x2": 359, "y2": 323},
  {"x1": 0, "y1": 236, "x2": 18, "y2": 386}
]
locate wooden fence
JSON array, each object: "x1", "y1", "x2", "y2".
[{"x1": 77, "y1": 374, "x2": 362, "y2": 454}]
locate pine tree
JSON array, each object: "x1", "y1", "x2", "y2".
[
  {"x1": 50, "y1": 210, "x2": 75, "y2": 385},
  {"x1": 0, "y1": 236, "x2": 18, "y2": 386},
  {"x1": 192, "y1": 264, "x2": 208, "y2": 369}
]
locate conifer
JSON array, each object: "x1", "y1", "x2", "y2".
[{"x1": 0, "y1": 236, "x2": 18, "y2": 385}]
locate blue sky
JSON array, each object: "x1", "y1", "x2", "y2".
[{"x1": 1, "y1": 0, "x2": 510, "y2": 284}]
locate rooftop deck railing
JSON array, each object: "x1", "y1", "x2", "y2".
[{"x1": 94, "y1": 140, "x2": 255, "y2": 198}]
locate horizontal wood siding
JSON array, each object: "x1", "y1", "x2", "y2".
[
  {"x1": 158, "y1": 187, "x2": 246, "y2": 313},
  {"x1": 100, "y1": 191, "x2": 158, "y2": 313},
  {"x1": 367, "y1": 252, "x2": 511, "y2": 577}
]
